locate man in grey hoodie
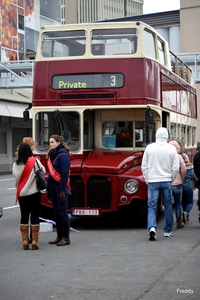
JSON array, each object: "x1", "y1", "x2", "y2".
[{"x1": 142, "y1": 127, "x2": 179, "y2": 241}]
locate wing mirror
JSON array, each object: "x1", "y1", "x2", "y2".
[
  {"x1": 145, "y1": 106, "x2": 154, "y2": 125},
  {"x1": 23, "y1": 103, "x2": 32, "y2": 121}
]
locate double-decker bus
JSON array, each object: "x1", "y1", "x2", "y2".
[{"x1": 25, "y1": 21, "x2": 197, "y2": 226}]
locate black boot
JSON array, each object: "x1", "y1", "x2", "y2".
[
  {"x1": 57, "y1": 222, "x2": 70, "y2": 246},
  {"x1": 49, "y1": 222, "x2": 62, "y2": 244}
]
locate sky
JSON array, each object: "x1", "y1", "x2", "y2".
[{"x1": 143, "y1": 0, "x2": 180, "y2": 14}]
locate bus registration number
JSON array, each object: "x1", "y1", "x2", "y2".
[{"x1": 71, "y1": 209, "x2": 100, "y2": 216}]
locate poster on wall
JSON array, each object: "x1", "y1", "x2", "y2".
[
  {"x1": 0, "y1": 0, "x2": 18, "y2": 61},
  {"x1": 25, "y1": 0, "x2": 40, "y2": 32}
]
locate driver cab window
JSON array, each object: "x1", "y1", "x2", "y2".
[
  {"x1": 135, "y1": 121, "x2": 155, "y2": 147},
  {"x1": 102, "y1": 121, "x2": 155, "y2": 148},
  {"x1": 102, "y1": 121, "x2": 133, "y2": 148}
]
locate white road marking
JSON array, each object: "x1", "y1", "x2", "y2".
[
  {"x1": 3, "y1": 205, "x2": 19, "y2": 210},
  {"x1": 0, "y1": 179, "x2": 14, "y2": 182}
]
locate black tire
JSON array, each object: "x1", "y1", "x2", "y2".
[{"x1": 137, "y1": 200, "x2": 148, "y2": 228}]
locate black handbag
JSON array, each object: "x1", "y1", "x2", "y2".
[{"x1": 34, "y1": 160, "x2": 47, "y2": 190}]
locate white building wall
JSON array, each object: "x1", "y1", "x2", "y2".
[
  {"x1": 76, "y1": 0, "x2": 143, "y2": 23},
  {"x1": 156, "y1": 26, "x2": 180, "y2": 54},
  {"x1": 169, "y1": 26, "x2": 180, "y2": 53},
  {"x1": 156, "y1": 28, "x2": 169, "y2": 43}
]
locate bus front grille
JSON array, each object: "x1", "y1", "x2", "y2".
[
  {"x1": 68, "y1": 176, "x2": 111, "y2": 210},
  {"x1": 88, "y1": 176, "x2": 111, "y2": 209},
  {"x1": 68, "y1": 177, "x2": 84, "y2": 208}
]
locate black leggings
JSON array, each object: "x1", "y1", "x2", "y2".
[{"x1": 18, "y1": 192, "x2": 41, "y2": 225}]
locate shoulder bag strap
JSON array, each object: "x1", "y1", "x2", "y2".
[{"x1": 34, "y1": 160, "x2": 40, "y2": 172}]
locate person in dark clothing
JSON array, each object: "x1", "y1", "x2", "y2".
[
  {"x1": 46, "y1": 135, "x2": 71, "y2": 246},
  {"x1": 182, "y1": 157, "x2": 196, "y2": 223},
  {"x1": 193, "y1": 149, "x2": 200, "y2": 212}
]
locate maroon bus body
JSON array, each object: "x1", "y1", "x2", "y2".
[
  {"x1": 33, "y1": 57, "x2": 197, "y2": 222},
  {"x1": 33, "y1": 58, "x2": 196, "y2": 118}
]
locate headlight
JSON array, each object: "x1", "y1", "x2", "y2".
[{"x1": 124, "y1": 180, "x2": 139, "y2": 194}]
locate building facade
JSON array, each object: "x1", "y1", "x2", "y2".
[
  {"x1": 64, "y1": 0, "x2": 144, "y2": 24},
  {"x1": 180, "y1": 0, "x2": 200, "y2": 144},
  {"x1": 0, "y1": 0, "x2": 62, "y2": 173}
]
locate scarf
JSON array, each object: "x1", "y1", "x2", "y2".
[
  {"x1": 16, "y1": 157, "x2": 36, "y2": 203},
  {"x1": 47, "y1": 156, "x2": 70, "y2": 189}
]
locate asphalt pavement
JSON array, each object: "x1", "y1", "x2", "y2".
[{"x1": 0, "y1": 174, "x2": 200, "y2": 300}]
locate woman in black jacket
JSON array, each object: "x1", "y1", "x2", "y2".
[{"x1": 46, "y1": 135, "x2": 71, "y2": 246}]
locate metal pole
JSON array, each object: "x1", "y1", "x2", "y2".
[{"x1": 124, "y1": 0, "x2": 127, "y2": 17}]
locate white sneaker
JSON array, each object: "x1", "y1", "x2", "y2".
[
  {"x1": 164, "y1": 231, "x2": 174, "y2": 237},
  {"x1": 149, "y1": 227, "x2": 156, "y2": 241}
]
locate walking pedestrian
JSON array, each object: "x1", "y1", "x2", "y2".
[
  {"x1": 168, "y1": 140, "x2": 186, "y2": 228},
  {"x1": 46, "y1": 135, "x2": 71, "y2": 246},
  {"x1": 193, "y1": 147, "x2": 200, "y2": 212},
  {"x1": 142, "y1": 127, "x2": 179, "y2": 241},
  {"x1": 182, "y1": 155, "x2": 196, "y2": 223},
  {"x1": 12, "y1": 143, "x2": 46, "y2": 250}
]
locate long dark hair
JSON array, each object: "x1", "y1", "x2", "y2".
[
  {"x1": 46, "y1": 135, "x2": 70, "y2": 158},
  {"x1": 16, "y1": 143, "x2": 33, "y2": 165}
]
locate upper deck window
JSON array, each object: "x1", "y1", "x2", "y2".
[
  {"x1": 42, "y1": 30, "x2": 86, "y2": 57},
  {"x1": 143, "y1": 30, "x2": 156, "y2": 60},
  {"x1": 158, "y1": 39, "x2": 165, "y2": 65},
  {"x1": 91, "y1": 28, "x2": 138, "y2": 56}
]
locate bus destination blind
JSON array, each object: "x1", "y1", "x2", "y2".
[{"x1": 52, "y1": 73, "x2": 124, "y2": 89}]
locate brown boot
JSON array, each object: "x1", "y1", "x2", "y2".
[
  {"x1": 176, "y1": 218, "x2": 184, "y2": 228},
  {"x1": 49, "y1": 222, "x2": 62, "y2": 244},
  {"x1": 20, "y1": 225, "x2": 29, "y2": 250},
  {"x1": 57, "y1": 222, "x2": 70, "y2": 246},
  {"x1": 31, "y1": 225, "x2": 40, "y2": 250}
]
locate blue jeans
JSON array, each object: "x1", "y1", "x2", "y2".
[
  {"x1": 148, "y1": 182, "x2": 173, "y2": 233},
  {"x1": 172, "y1": 184, "x2": 183, "y2": 219},
  {"x1": 182, "y1": 188, "x2": 193, "y2": 216},
  {"x1": 49, "y1": 183, "x2": 69, "y2": 223}
]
